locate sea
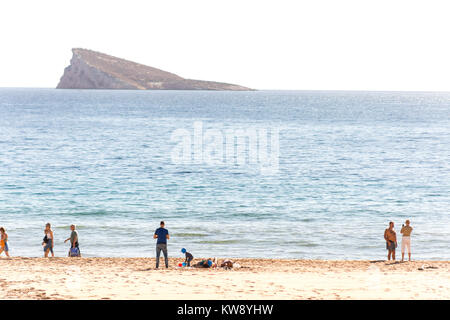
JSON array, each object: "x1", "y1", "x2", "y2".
[{"x1": 0, "y1": 88, "x2": 449, "y2": 260}]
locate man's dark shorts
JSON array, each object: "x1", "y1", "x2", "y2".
[{"x1": 386, "y1": 241, "x2": 396, "y2": 251}]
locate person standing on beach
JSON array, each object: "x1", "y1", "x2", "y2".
[
  {"x1": 64, "y1": 224, "x2": 81, "y2": 257},
  {"x1": 0, "y1": 227, "x2": 10, "y2": 257},
  {"x1": 43, "y1": 223, "x2": 54, "y2": 258},
  {"x1": 153, "y1": 221, "x2": 169, "y2": 269},
  {"x1": 400, "y1": 220, "x2": 413, "y2": 262},
  {"x1": 384, "y1": 221, "x2": 397, "y2": 261}
]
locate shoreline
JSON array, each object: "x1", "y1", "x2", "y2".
[{"x1": 1, "y1": 257, "x2": 448, "y2": 299}]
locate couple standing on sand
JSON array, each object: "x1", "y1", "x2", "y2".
[
  {"x1": 42, "y1": 223, "x2": 81, "y2": 257},
  {"x1": 384, "y1": 220, "x2": 413, "y2": 262}
]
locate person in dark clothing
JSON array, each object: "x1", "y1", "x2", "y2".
[
  {"x1": 153, "y1": 221, "x2": 169, "y2": 268},
  {"x1": 181, "y1": 248, "x2": 193, "y2": 266},
  {"x1": 194, "y1": 258, "x2": 216, "y2": 268}
]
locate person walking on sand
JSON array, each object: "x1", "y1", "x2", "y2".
[
  {"x1": 64, "y1": 224, "x2": 81, "y2": 257},
  {"x1": 42, "y1": 223, "x2": 54, "y2": 258},
  {"x1": 154, "y1": 221, "x2": 169, "y2": 269},
  {"x1": 400, "y1": 220, "x2": 413, "y2": 262},
  {"x1": 384, "y1": 221, "x2": 397, "y2": 261},
  {"x1": 0, "y1": 227, "x2": 10, "y2": 257}
]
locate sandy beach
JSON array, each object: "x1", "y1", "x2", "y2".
[{"x1": 0, "y1": 257, "x2": 448, "y2": 300}]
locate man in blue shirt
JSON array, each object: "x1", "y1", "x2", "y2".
[{"x1": 153, "y1": 221, "x2": 170, "y2": 268}]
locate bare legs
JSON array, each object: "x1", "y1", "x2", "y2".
[
  {"x1": 0, "y1": 248, "x2": 9, "y2": 258},
  {"x1": 388, "y1": 249, "x2": 395, "y2": 261},
  {"x1": 44, "y1": 245, "x2": 54, "y2": 258}
]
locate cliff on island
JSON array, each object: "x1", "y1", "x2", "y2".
[{"x1": 56, "y1": 48, "x2": 252, "y2": 91}]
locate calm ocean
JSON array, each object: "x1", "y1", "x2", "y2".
[{"x1": 0, "y1": 88, "x2": 449, "y2": 259}]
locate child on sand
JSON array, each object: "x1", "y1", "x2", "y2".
[
  {"x1": 0, "y1": 227, "x2": 10, "y2": 257},
  {"x1": 181, "y1": 248, "x2": 194, "y2": 266}
]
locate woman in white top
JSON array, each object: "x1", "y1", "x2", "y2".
[{"x1": 43, "y1": 223, "x2": 54, "y2": 257}]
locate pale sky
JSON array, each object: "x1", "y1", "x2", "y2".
[{"x1": 1, "y1": 0, "x2": 449, "y2": 91}]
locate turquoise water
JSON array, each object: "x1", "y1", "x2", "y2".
[{"x1": 0, "y1": 88, "x2": 449, "y2": 259}]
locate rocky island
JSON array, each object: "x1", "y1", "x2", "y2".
[{"x1": 57, "y1": 48, "x2": 252, "y2": 91}]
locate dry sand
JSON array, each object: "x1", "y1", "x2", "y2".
[{"x1": 0, "y1": 257, "x2": 448, "y2": 300}]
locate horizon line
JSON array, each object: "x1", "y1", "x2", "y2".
[{"x1": 1, "y1": 87, "x2": 450, "y2": 94}]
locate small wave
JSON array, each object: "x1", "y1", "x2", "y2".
[
  {"x1": 66, "y1": 211, "x2": 110, "y2": 216},
  {"x1": 1, "y1": 185, "x2": 25, "y2": 190},
  {"x1": 54, "y1": 225, "x2": 87, "y2": 230},
  {"x1": 357, "y1": 245, "x2": 379, "y2": 249},
  {"x1": 297, "y1": 218, "x2": 316, "y2": 222},
  {"x1": 198, "y1": 240, "x2": 241, "y2": 244},
  {"x1": 290, "y1": 241, "x2": 320, "y2": 247},
  {"x1": 175, "y1": 233, "x2": 209, "y2": 238}
]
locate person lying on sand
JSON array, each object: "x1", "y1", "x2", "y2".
[
  {"x1": 194, "y1": 259, "x2": 212, "y2": 268},
  {"x1": 0, "y1": 227, "x2": 10, "y2": 257},
  {"x1": 384, "y1": 221, "x2": 397, "y2": 261},
  {"x1": 194, "y1": 258, "x2": 217, "y2": 268}
]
